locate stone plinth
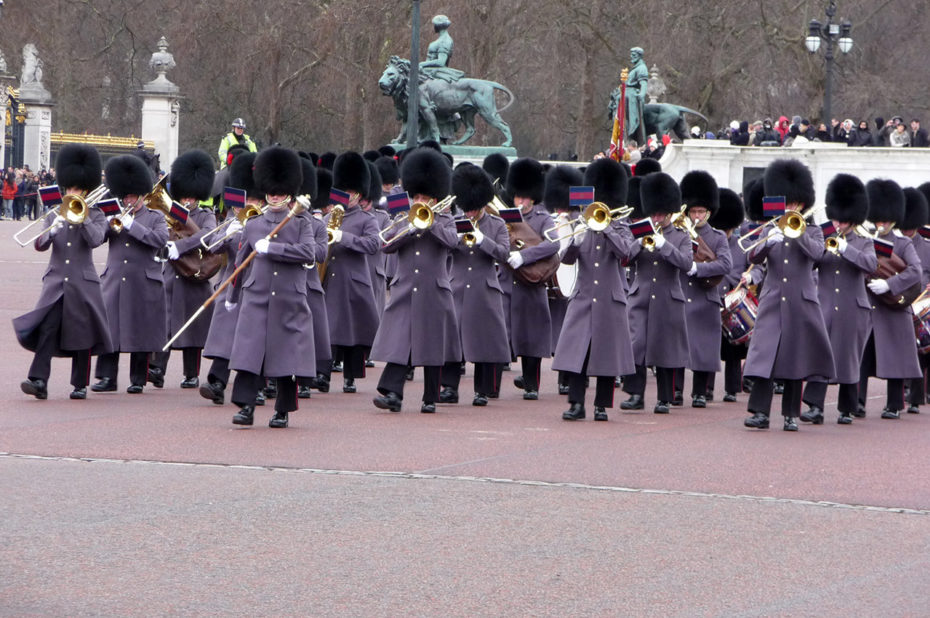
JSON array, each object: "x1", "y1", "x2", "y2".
[
  {"x1": 20, "y1": 96, "x2": 54, "y2": 171},
  {"x1": 139, "y1": 37, "x2": 181, "y2": 170},
  {"x1": 387, "y1": 143, "x2": 517, "y2": 159}
]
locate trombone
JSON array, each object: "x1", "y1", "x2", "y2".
[
  {"x1": 200, "y1": 202, "x2": 267, "y2": 250},
  {"x1": 14, "y1": 184, "x2": 108, "y2": 246},
  {"x1": 544, "y1": 202, "x2": 634, "y2": 242},
  {"x1": 737, "y1": 204, "x2": 825, "y2": 253},
  {"x1": 379, "y1": 195, "x2": 455, "y2": 246}
]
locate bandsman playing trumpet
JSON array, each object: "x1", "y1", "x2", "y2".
[
  {"x1": 15, "y1": 144, "x2": 112, "y2": 400},
  {"x1": 438, "y1": 163, "x2": 511, "y2": 407},
  {"x1": 91, "y1": 154, "x2": 169, "y2": 394},
  {"x1": 743, "y1": 160, "x2": 835, "y2": 431},
  {"x1": 371, "y1": 147, "x2": 461, "y2": 413},
  {"x1": 799, "y1": 174, "x2": 877, "y2": 425}
]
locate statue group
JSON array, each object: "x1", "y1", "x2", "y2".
[{"x1": 379, "y1": 15, "x2": 515, "y2": 147}]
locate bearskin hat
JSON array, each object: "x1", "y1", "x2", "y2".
[
  {"x1": 298, "y1": 157, "x2": 318, "y2": 201},
  {"x1": 104, "y1": 154, "x2": 153, "y2": 199},
  {"x1": 170, "y1": 149, "x2": 216, "y2": 201},
  {"x1": 452, "y1": 163, "x2": 494, "y2": 213},
  {"x1": 228, "y1": 152, "x2": 259, "y2": 199},
  {"x1": 918, "y1": 183, "x2": 930, "y2": 214},
  {"x1": 680, "y1": 170, "x2": 720, "y2": 215},
  {"x1": 253, "y1": 147, "x2": 303, "y2": 197},
  {"x1": 744, "y1": 177, "x2": 766, "y2": 222},
  {"x1": 633, "y1": 157, "x2": 661, "y2": 176},
  {"x1": 318, "y1": 152, "x2": 337, "y2": 170},
  {"x1": 762, "y1": 159, "x2": 815, "y2": 209},
  {"x1": 641, "y1": 172, "x2": 682, "y2": 216},
  {"x1": 544, "y1": 165, "x2": 584, "y2": 212},
  {"x1": 901, "y1": 187, "x2": 928, "y2": 230},
  {"x1": 332, "y1": 152, "x2": 370, "y2": 196},
  {"x1": 866, "y1": 178, "x2": 905, "y2": 225},
  {"x1": 419, "y1": 139, "x2": 443, "y2": 153},
  {"x1": 225, "y1": 144, "x2": 251, "y2": 168},
  {"x1": 56, "y1": 144, "x2": 102, "y2": 193},
  {"x1": 378, "y1": 145, "x2": 396, "y2": 158},
  {"x1": 583, "y1": 158, "x2": 628, "y2": 210},
  {"x1": 365, "y1": 160, "x2": 382, "y2": 204},
  {"x1": 482, "y1": 152, "x2": 510, "y2": 184},
  {"x1": 825, "y1": 174, "x2": 868, "y2": 225},
  {"x1": 708, "y1": 188, "x2": 744, "y2": 231},
  {"x1": 506, "y1": 158, "x2": 545, "y2": 203},
  {"x1": 374, "y1": 156, "x2": 399, "y2": 186},
  {"x1": 363, "y1": 150, "x2": 381, "y2": 162},
  {"x1": 311, "y1": 167, "x2": 333, "y2": 212},
  {"x1": 627, "y1": 177, "x2": 645, "y2": 220},
  {"x1": 401, "y1": 147, "x2": 451, "y2": 200}
]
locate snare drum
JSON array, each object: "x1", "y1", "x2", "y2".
[
  {"x1": 548, "y1": 263, "x2": 578, "y2": 299},
  {"x1": 912, "y1": 296, "x2": 930, "y2": 354},
  {"x1": 721, "y1": 287, "x2": 758, "y2": 345}
]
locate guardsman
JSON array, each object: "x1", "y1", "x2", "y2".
[
  {"x1": 501, "y1": 158, "x2": 560, "y2": 399},
  {"x1": 554, "y1": 158, "x2": 636, "y2": 421},
  {"x1": 148, "y1": 150, "x2": 218, "y2": 389},
  {"x1": 799, "y1": 174, "x2": 876, "y2": 424},
  {"x1": 620, "y1": 172, "x2": 693, "y2": 414},
  {"x1": 439, "y1": 163, "x2": 511, "y2": 406},
  {"x1": 324, "y1": 152, "x2": 381, "y2": 394},
  {"x1": 908, "y1": 183, "x2": 930, "y2": 412},
  {"x1": 857, "y1": 180, "x2": 922, "y2": 420},
  {"x1": 743, "y1": 159, "x2": 835, "y2": 431},
  {"x1": 15, "y1": 144, "x2": 112, "y2": 400},
  {"x1": 361, "y1": 160, "x2": 389, "y2": 317},
  {"x1": 227, "y1": 147, "x2": 317, "y2": 428},
  {"x1": 676, "y1": 170, "x2": 732, "y2": 408},
  {"x1": 199, "y1": 152, "x2": 258, "y2": 405},
  {"x1": 371, "y1": 147, "x2": 461, "y2": 413},
  {"x1": 92, "y1": 155, "x2": 169, "y2": 394}
]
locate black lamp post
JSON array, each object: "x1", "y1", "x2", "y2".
[
  {"x1": 406, "y1": 0, "x2": 421, "y2": 147},
  {"x1": 805, "y1": 0, "x2": 853, "y2": 125}
]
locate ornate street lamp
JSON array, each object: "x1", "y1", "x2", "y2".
[{"x1": 805, "y1": 1, "x2": 853, "y2": 125}]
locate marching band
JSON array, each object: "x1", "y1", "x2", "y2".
[{"x1": 15, "y1": 143, "x2": 930, "y2": 433}]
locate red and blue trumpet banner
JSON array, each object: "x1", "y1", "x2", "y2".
[
  {"x1": 329, "y1": 189, "x2": 351, "y2": 208},
  {"x1": 454, "y1": 217, "x2": 476, "y2": 234},
  {"x1": 38, "y1": 185, "x2": 63, "y2": 208},
  {"x1": 820, "y1": 221, "x2": 837, "y2": 238},
  {"x1": 386, "y1": 191, "x2": 411, "y2": 216},
  {"x1": 569, "y1": 186, "x2": 595, "y2": 208},
  {"x1": 874, "y1": 238, "x2": 895, "y2": 258},
  {"x1": 762, "y1": 196, "x2": 786, "y2": 219},
  {"x1": 919, "y1": 226, "x2": 930, "y2": 240},
  {"x1": 169, "y1": 201, "x2": 190, "y2": 224},
  {"x1": 498, "y1": 208, "x2": 524, "y2": 224},
  {"x1": 96, "y1": 198, "x2": 122, "y2": 217},
  {"x1": 223, "y1": 187, "x2": 247, "y2": 210},
  {"x1": 629, "y1": 218, "x2": 656, "y2": 239}
]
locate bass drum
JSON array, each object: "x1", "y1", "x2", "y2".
[
  {"x1": 721, "y1": 286, "x2": 758, "y2": 345},
  {"x1": 548, "y1": 263, "x2": 578, "y2": 299}
]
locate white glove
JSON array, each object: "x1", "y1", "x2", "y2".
[
  {"x1": 740, "y1": 272, "x2": 753, "y2": 286},
  {"x1": 48, "y1": 215, "x2": 66, "y2": 236},
  {"x1": 558, "y1": 231, "x2": 571, "y2": 254},
  {"x1": 120, "y1": 211, "x2": 134, "y2": 231},
  {"x1": 835, "y1": 235, "x2": 848, "y2": 254},
  {"x1": 867, "y1": 279, "x2": 890, "y2": 295},
  {"x1": 255, "y1": 238, "x2": 270, "y2": 254},
  {"x1": 224, "y1": 300, "x2": 237, "y2": 312},
  {"x1": 507, "y1": 251, "x2": 525, "y2": 269},
  {"x1": 652, "y1": 233, "x2": 667, "y2": 249},
  {"x1": 330, "y1": 229, "x2": 343, "y2": 244},
  {"x1": 470, "y1": 227, "x2": 484, "y2": 246},
  {"x1": 227, "y1": 220, "x2": 243, "y2": 236},
  {"x1": 687, "y1": 262, "x2": 698, "y2": 276},
  {"x1": 572, "y1": 225, "x2": 587, "y2": 247},
  {"x1": 166, "y1": 241, "x2": 179, "y2": 260},
  {"x1": 767, "y1": 229, "x2": 785, "y2": 245}
]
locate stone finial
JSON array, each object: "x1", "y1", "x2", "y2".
[
  {"x1": 646, "y1": 64, "x2": 666, "y2": 104},
  {"x1": 143, "y1": 36, "x2": 179, "y2": 94}
]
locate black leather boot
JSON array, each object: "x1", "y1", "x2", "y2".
[
  {"x1": 232, "y1": 405, "x2": 255, "y2": 426},
  {"x1": 562, "y1": 402, "x2": 585, "y2": 420},
  {"x1": 800, "y1": 406, "x2": 824, "y2": 424},
  {"x1": 268, "y1": 410, "x2": 288, "y2": 428},
  {"x1": 744, "y1": 412, "x2": 770, "y2": 429},
  {"x1": 620, "y1": 394, "x2": 644, "y2": 410}
]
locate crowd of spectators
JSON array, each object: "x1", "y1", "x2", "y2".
[
  {"x1": 693, "y1": 115, "x2": 930, "y2": 148},
  {"x1": 1, "y1": 166, "x2": 56, "y2": 221}
]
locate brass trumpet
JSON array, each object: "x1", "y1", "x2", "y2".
[
  {"x1": 379, "y1": 195, "x2": 455, "y2": 246},
  {"x1": 544, "y1": 202, "x2": 634, "y2": 242},
  {"x1": 200, "y1": 202, "x2": 267, "y2": 250},
  {"x1": 737, "y1": 204, "x2": 825, "y2": 253},
  {"x1": 14, "y1": 184, "x2": 107, "y2": 246}
]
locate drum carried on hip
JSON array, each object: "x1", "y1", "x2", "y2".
[
  {"x1": 721, "y1": 286, "x2": 758, "y2": 345},
  {"x1": 912, "y1": 295, "x2": 930, "y2": 354},
  {"x1": 547, "y1": 263, "x2": 578, "y2": 299}
]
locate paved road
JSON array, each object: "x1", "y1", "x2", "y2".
[{"x1": 1, "y1": 220, "x2": 928, "y2": 615}]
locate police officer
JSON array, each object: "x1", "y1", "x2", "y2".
[{"x1": 217, "y1": 118, "x2": 258, "y2": 169}]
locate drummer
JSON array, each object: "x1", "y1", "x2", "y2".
[
  {"x1": 799, "y1": 174, "x2": 876, "y2": 425},
  {"x1": 899, "y1": 187, "x2": 930, "y2": 415}
]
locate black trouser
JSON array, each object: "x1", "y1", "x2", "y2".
[
  {"x1": 859, "y1": 333, "x2": 906, "y2": 411},
  {"x1": 27, "y1": 299, "x2": 91, "y2": 388},
  {"x1": 747, "y1": 377, "x2": 803, "y2": 417},
  {"x1": 674, "y1": 367, "x2": 714, "y2": 398},
  {"x1": 623, "y1": 365, "x2": 677, "y2": 402},
  {"x1": 721, "y1": 339, "x2": 745, "y2": 395},
  {"x1": 333, "y1": 345, "x2": 368, "y2": 380},
  {"x1": 207, "y1": 357, "x2": 230, "y2": 388},
  {"x1": 232, "y1": 371, "x2": 297, "y2": 413},
  {"x1": 150, "y1": 347, "x2": 202, "y2": 378},
  {"x1": 96, "y1": 351, "x2": 151, "y2": 386},
  {"x1": 441, "y1": 361, "x2": 498, "y2": 395},
  {"x1": 378, "y1": 362, "x2": 441, "y2": 403},
  {"x1": 566, "y1": 347, "x2": 615, "y2": 407},
  {"x1": 520, "y1": 356, "x2": 541, "y2": 391},
  {"x1": 908, "y1": 352, "x2": 930, "y2": 406},
  {"x1": 802, "y1": 380, "x2": 858, "y2": 415}
]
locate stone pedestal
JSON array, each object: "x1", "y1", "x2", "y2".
[
  {"x1": 139, "y1": 37, "x2": 181, "y2": 171},
  {"x1": 19, "y1": 82, "x2": 54, "y2": 171}
]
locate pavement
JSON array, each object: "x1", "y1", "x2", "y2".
[{"x1": 1, "y1": 220, "x2": 928, "y2": 616}]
